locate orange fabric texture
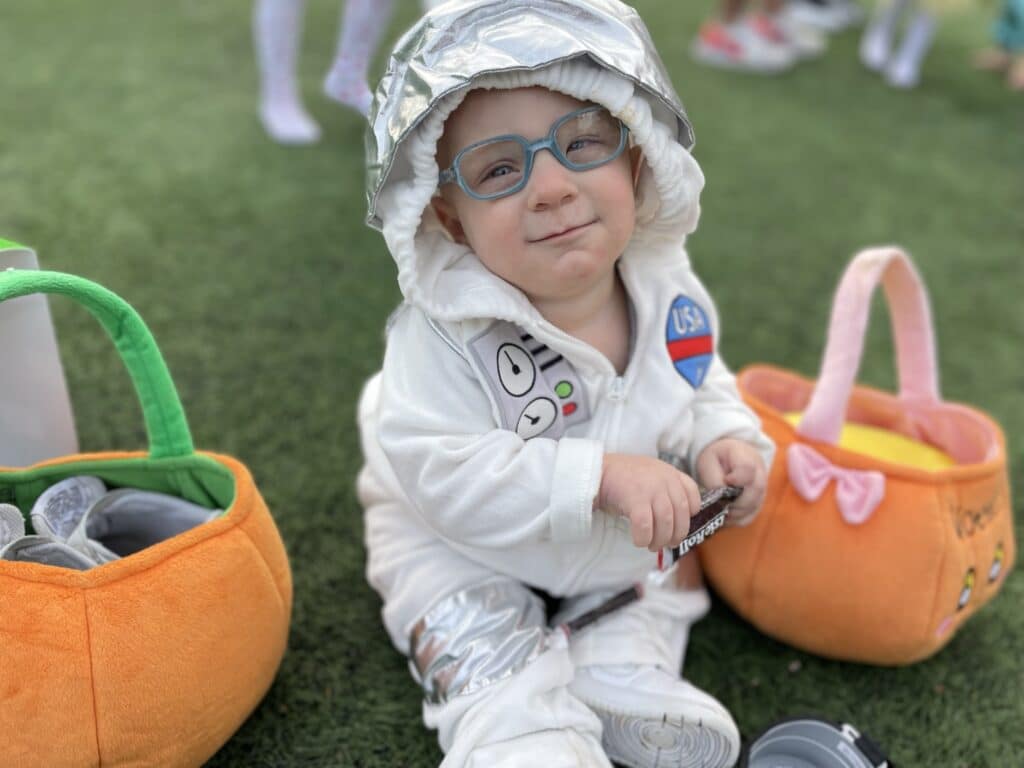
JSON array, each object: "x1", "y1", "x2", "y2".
[
  {"x1": 699, "y1": 366, "x2": 1015, "y2": 665},
  {"x1": 0, "y1": 451, "x2": 292, "y2": 768}
]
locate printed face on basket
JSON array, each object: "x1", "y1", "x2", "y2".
[{"x1": 432, "y1": 87, "x2": 641, "y2": 307}]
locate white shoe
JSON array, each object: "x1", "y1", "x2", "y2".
[
  {"x1": 258, "y1": 99, "x2": 321, "y2": 145},
  {"x1": 572, "y1": 665, "x2": 740, "y2": 768},
  {"x1": 0, "y1": 503, "x2": 96, "y2": 569},
  {"x1": 786, "y1": 0, "x2": 864, "y2": 33},
  {"x1": 691, "y1": 19, "x2": 797, "y2": 74},
  {"x1": 323, "y1": 68, "x2": 374, "y2": 117},
  {"x1": 758, "y1": 11, "x2": 828, "y2": 60}
]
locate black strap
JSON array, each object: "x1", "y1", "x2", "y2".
[{"x1": 850, "y1": 726, "x2": 894, "y2": 768}]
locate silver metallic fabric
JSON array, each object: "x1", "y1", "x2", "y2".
[
  {"x1": 409, "y1": 579, "x2": 548, "y2": 704},
  {"x1": 365, "y1": 0, "x2": 694, "y2": 229}
]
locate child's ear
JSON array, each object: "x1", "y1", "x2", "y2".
[
  {"x1": 629, "y1": 146, "x2": 645, "y2": 191},
  {"x1": 430, "y1": 194, "x2": 467, "y2": 245}
]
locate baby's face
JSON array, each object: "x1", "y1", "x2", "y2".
[{"x1": 432, "y1": 87, "x2": 637, "y2": 307}]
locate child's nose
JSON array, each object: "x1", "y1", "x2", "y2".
[{"x1": 526, "y1": 150, "x2": 578, "y2": 210}]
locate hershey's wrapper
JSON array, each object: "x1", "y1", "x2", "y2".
[{"x1": 671, "y1": 485, "x2": 742, "y2": 561}]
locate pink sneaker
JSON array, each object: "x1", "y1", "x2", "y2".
[
  {"x1": 755, "y1": 10, "x2": 828, "y2": 59},
  {"x1": 691, "y1": 20, "x2": 796, "y2": 74}
]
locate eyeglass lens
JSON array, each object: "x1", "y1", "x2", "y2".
[{"x1": 457, "y1": 108, "x2": 622, "y2": 198}]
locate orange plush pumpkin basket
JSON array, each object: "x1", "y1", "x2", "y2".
[
  {"x1": 699, "y1": 247, "x2": 1014, "y2": 665},
  {"x1": 0, "y1": 266, "x2": 292, "y2": 767}
]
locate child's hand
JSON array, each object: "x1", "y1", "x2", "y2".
[
  {"x1": 597, "y1": 454, "x2": 701, "y2": 551},
  {"x1": 695, "y1": 438, "x2": 767, "y2": 527}
]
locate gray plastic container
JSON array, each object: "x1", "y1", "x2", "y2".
[
  {"x1": 745, "y1": 717, "x2": 892, "y2": 768},
  {"x1": 0, "y1": 240, "x2": 78, "y2": 466}
]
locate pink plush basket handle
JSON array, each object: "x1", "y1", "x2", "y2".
[{"x1": 798, "y1": 247, "x2": 941, "y2": 445}]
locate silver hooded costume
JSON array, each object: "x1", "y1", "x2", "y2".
[
  {"x1": 365, "y1": 0, "x2": 695, "y2": 230},
  {"x1": 355, "y1": 2, "x2": 770, "y2": 766}
]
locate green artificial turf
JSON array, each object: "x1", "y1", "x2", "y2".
[{"x1": 2, "y1": 1, "x2": 1022, "y2": 765}]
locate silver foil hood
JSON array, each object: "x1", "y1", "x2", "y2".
[{"x1": 365, "y1": 0, "x2": 695, "y2": 229}]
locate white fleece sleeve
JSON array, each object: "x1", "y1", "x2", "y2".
[
  {"x1": 375, "y1": 308, "x2": 604, "y2": 548},
  {"x1": 685, "y1": 354, "x2": 775, "y2": 473}
]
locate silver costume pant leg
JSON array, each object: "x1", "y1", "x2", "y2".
[{"x1": 413, "y1": 579, "x2": 610, "y2": 768}]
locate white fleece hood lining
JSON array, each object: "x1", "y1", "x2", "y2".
[{"x1": 374, "y1": 59, "x2": 706, "y2": 325}]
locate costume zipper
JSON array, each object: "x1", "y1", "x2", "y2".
[
  {"x1": 606, "y1": 375, "x2": 628, "y2": 442},
  {"x1": 607, "y1": 376, "x2": 625, "y2": 401}
]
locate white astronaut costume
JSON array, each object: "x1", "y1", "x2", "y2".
[{"x1": 356, "y1": 2, "x2": 774, "y2": 766}]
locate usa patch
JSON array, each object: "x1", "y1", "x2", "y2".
[{"x1": 665, "y1": 295, "x2": 712, "y2": 388}]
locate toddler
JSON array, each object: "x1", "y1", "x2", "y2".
[
  {"x1": 974, "y1": 0, "x2": 1024, "y2": 90},
  {"x1": 860, "y1": 0, "x2": 970, "y2": 88},
  {"x1": 357, "y1": 1, "x2": 773, "y2": 766}
]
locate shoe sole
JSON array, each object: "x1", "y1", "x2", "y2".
[
  {"x1": 785, "y1": 8, "x2": 856, "y2": 33},
  {"x1": 596, "y1": 709, "x2": 736, "y2": 768}
]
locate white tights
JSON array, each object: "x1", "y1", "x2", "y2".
[
  {"x1": 860, "y1": 0, "x2": 936, "y2": 88},
  {"x1": 255, "y1": 0, "x2": 438, "y2": 143}
]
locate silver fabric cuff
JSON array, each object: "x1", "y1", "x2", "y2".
[{"x1": 409, "y1": 579, "x2": 548, "y2": 705}]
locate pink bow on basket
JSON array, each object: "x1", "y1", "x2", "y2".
[{"x1": 787, "y1": 443, "x2": 886, "y2": 524}]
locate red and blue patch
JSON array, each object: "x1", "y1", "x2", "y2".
[{"x1": 665, "y1": 295, "x2": 713, "y2": 388}]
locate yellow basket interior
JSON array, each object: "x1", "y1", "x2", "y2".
[{"x1": 784, "y1": 412, "x2": 954, "y2": 471}]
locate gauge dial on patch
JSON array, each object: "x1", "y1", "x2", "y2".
[
  {"x1": 516, "y1": 397, "x2": 557, "y2": 439},
  {"x1": 496, "y1": 343, "x2": 536, "y2": 396}
]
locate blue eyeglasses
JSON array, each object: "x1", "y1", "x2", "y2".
[{"x1": 438, "y1": 106, "x2": 629, "y2": 201}]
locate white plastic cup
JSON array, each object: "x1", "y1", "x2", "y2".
[{"x1": 0, "y1": 241, "x2": 79, "y2": 466}]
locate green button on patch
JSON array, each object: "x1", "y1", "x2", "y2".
[{"x1": 555, "y1": 381, "x2": 573, "y2": 399}]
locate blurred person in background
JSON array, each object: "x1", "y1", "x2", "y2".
[
  {"x1": 860, "y1": 0, "x2": 976, "y2": 88},
  {"x1": 974, "y1": 0, "x2": 1024, "y2": 90},
  {"x1": 691, "y1": 0, "x2": 830, "y2": 73},
  {"x1": 254, "y1": 0, "x2": 443, "y2": 144}
]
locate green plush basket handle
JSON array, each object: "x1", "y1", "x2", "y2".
[{"x1": 0, "y1": 260, "x2": 194, "y2": 460}]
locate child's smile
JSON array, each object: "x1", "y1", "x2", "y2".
[{"x1": 529, "y1": 219, "x2": 598, "y2": 244}]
